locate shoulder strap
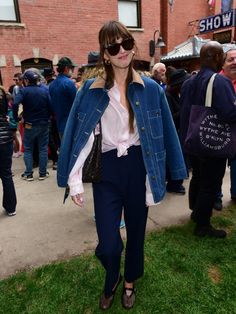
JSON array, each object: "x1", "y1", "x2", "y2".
[{"x1": 205, "y1": 73, "x2": 217, "y2": 108}]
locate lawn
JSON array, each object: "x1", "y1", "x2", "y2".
[{"x1": 0, "y1": 207, "x2": 236, "y2": 314}]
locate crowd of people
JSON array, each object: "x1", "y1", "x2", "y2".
[{"x1": 1, "y1": 19, "x2": 236, "y2": 311}]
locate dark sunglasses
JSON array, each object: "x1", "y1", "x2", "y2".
[{"x1": 105, "y1": 38, "x2": 134, "y2": 56}]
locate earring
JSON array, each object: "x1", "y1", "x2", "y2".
[
  {"x1": 104, "y1": 59, "x2": 111, "y2": 65},
  {"x1": 132, "y1": 50, "x2": 135, "y2": 55}
]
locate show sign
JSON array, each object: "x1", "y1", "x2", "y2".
[{"x1": 199, "y1": 9, "x2": 236, "y2": 33}]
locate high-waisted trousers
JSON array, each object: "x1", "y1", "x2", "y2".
[{"x1": 93, "y1": 145, "x2": 148, "y2": 297}]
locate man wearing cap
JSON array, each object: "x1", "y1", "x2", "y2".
[
  {"x1": 49, "y1": 56, "x2": 77, "y2": 139},
  {"x1": 13, "y1": 70, "x2": 51, "y2": 181}
]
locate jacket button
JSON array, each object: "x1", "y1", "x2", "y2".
[
  {"x1": 141, "y1": 127, "x2": 145, "y2": 131},
  {"x1": 152, "y1": 176, "x2": 156, "y2": 180},
  {"x1": 146, "y1": 151, "x2": 150, "y2": 155},
  {"x1": 135, "y1": 101, "x2": 140, "y2": 106}
]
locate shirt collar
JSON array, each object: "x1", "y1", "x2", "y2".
[{"x1": 89, "y1": 69, "x2": 145, "y2": 89}]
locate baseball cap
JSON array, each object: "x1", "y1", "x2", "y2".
[
  {"x1": 57, "y1": 56, "x2": 78, "y2": 67},
  {"x1": 22, "y1": 70, "x2": 39, "y2": 82}
]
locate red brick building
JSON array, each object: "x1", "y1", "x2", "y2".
[{"x1": 0, "y1": 0, "x2": 234, "y2": 88}]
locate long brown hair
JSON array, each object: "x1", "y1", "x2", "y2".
[{"x1": 98, "y1": 20, "x2": 135, "y2": 133}]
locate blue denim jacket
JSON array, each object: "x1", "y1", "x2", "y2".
[{"x1": 57, "y1": 70, "x2": 187, "y2": 203}]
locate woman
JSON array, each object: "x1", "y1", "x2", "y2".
[
  {"x1": 57, "y1": 21, "x2": 187, "y2": 310},
  {"x1": 0, "y1": 86, "x2": 17, "y2": 216},
  {"x1": 79, "y1": 54, "x2": 126, "y2": 229}
]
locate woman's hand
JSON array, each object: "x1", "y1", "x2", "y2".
[{"x1": 71, "y1": 194, "x2": 84, "y2": 207}]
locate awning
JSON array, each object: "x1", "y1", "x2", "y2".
[
  {"x1": 161, "y1": 35, "x2": 236, "y2": 62},
  {"x1": 161, "y1": 36, "x2": 209, "y2": 62}
]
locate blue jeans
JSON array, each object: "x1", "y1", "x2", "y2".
[
  {"x1": 23, "y1": 124, "x2": 49, "y2": 175},
  {"x1": 0, "y1": 142, "x2": 17, "y2": 213}
]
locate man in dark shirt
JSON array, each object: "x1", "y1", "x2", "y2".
[
  {"x1": 180, "y1": 41, "x2": 236, "y2": 238},
  {"x1": 49, "y1": 57, "x2": 77, "y2": 139},
  {"x1": 13, "y1": 70, "x2": 51, "y2": 181}
]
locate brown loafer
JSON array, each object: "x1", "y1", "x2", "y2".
[
  {"x1": 99, "y1": 293, "x2": 115, "y2": 310},
  {"x1": 99, "y1": 274, "x2": 122, "y2": 310},
  {"x1": 122, "y1": 286, "x2": 136, "y2": 310}
]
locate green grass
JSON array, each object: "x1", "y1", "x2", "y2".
[{"x1": 0, "y1": 207, "x2": 236, "y2": 314}]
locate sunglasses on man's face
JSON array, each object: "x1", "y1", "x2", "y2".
[{"x1": 105, "y1": 38, "x2": 134, "y2": 56}]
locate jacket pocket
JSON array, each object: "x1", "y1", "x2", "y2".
[
  {"x1": 73, "y1": 112, "x2": 86, "y2": 141},
  {"x1": 148, "y1": 109, "x2": 163, "y2": 139},
  {"x1": 154, "y1": 150, "x2": 166, "y2": 197}
]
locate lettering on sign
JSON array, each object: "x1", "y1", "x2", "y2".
[{"x1": 199, "y1": 10, "x2": 235, "y2": 33}]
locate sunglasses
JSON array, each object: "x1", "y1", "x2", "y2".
[{"x1": 105, "y1": 38, "x2": 134, "y2": 56}]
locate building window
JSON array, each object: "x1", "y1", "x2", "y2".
[
  {"x1": 118, "y1": 0, "x2": 141, "y2": 28},
  {"x1": 0, "y1": 0, "x2": 21, "y2": 23}
]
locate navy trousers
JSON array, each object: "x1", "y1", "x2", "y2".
[
  {"x1": 93, "y1": 146, "x2": 148, "y2": 297},
  {"x1": 0, "y1": 142, "x2": 17, "y2": 213},
  {"x1": 188, "y1": 155, "x2": 226, "y2": 226}
]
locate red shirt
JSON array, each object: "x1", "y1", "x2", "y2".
[{"x1": 220, "y1": 70, "x2": 236, "y2": 92}]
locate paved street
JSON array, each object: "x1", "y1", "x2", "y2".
[{"x1": 0, "y1": 155, "x2": 231, "y2": 280}]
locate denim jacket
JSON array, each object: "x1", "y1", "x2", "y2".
[{"x1": 57, "y1": 70, "x2": 187, "y2": 203}]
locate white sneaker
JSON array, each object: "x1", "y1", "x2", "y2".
[
  {"x1": 6, "y1": 211, "x2": 16, "y2": 216},
  {"x1": 38, "y1": 171, "x2": 49, "y2": 180}
]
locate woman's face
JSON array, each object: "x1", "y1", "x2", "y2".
[{"x1": 104, "y1": 37, "x2": 134, "y2": 70}]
